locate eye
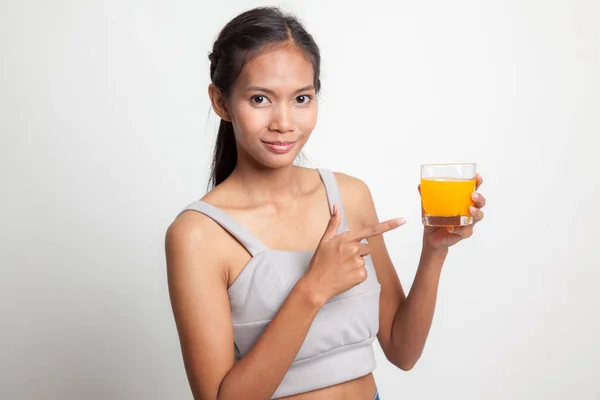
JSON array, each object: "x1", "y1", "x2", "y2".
[
  {"x1": 295, "y1": 95, "x2": 313, "y2": 105},
  {"x1": 250, "y1": 95, "x2": 270, "y2": 105}
]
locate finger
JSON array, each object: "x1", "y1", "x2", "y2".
[
  {"x1": 320, "y1": 203, "x2": 342, "y2": 244},
  {"x1": 441, "y1": 233, "x2": 463, "y2": 247},
  {"x1": 475, "y1": 173, "x2": 483, "y2": 189},
  {"x1": 447, "y1": 225, "x2": 473, "y2": 239},
  {"x1": 357, "y1": 243, "x2": 371, "y2": 256},
  {"x1": 471, "y1": 192, "x2": 486, "y2": 208},
  {"x1": 349, "y1": 217, "x2": 406, "y2": 242},
  {"x1": 355, "y1": 266, "x2": 368, "y2": 284},
  {"x1": 469, "y1": 206, "x2": 484, "y2": 223}
]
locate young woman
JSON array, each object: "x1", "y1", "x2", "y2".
[{"x1": 165, "y1": 6, "x2": 486, "y2": 400}]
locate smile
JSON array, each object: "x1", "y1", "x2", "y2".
[{"x1": 260, "y1": 140, "x2": 297, "y2": 154}]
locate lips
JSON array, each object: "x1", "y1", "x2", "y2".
[
  {"x1": 262, "y1": 140, "x2": 296, "y2": 146},
  {"x1": 261, "y1": 139, "x2": 297, "y2": 154}
]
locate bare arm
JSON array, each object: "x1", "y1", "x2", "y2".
[
  {"x1": 386, "y1": 175, "x2": 485, "y2": 368},
  {"x1": 165, "y1": 213, "x2": 324, "y2": 400},
  {"x1": 338, "y1": 172, "x2": 485, "y2": 371},
  {"x1": 218, "y1": 281, "x2": 322, "y2": 400},
  {"x1": 337, "y1": 173, "x2": 446, "y2": 371},
  {"x1": 386, "y1": 241, "x2": 447, "y2": 370}
]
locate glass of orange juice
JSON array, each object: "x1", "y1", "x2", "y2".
[{"x1": 420, "y1": 163, "x2": 476, "y2": 227}]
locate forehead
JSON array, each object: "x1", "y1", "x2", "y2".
[{"x1": 235, "y1": 45, "x2": 314, "y2": 90}]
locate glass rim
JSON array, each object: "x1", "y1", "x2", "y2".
[{"x1": 420, "y1": 162, "x2": 477, "y2": 168}]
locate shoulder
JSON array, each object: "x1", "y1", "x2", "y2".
[
  {"x1": 331, "y1": 171, "x2": 378, "y2": 228},
  {"x1": 166, "y1": 206, "x2": 219, "y2": 248},
  {"x1": 332, "y1": 171, "x2": 372, "y2": 199},
  {"x1": 164, "y1": 205, "x2": 228, "y2": 277},
  {"x1": 165, "y1": 181, "x2": 236, "y2": 253}
]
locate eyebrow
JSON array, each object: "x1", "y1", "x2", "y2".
[{"x1": 245, "y1": 85, "x2": 315, "y2": 95}]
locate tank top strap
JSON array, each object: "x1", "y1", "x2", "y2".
[
  {"x1": 178, "y1": 200, "x2": 267, "y2": 257},
  {"x1": 316, "y1": 168, "x2": 348, "y2": 233}
]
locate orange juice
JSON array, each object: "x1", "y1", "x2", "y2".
[{"x1": 420, "y1": 178, "x2": 475, "y2": 217}]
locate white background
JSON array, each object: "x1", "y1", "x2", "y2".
[{"x1": 1, "y1": 0, "x2": 599, "y2": 399}]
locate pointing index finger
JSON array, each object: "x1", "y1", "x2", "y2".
[{"x1": 349, "y1": 218, "x2": 406, "y2": 241}]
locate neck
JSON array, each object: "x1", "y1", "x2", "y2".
[{"x1": 229, "y1": 163, "x2": 305, "y2": 203}]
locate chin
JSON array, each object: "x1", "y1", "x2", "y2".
[{"x1": 259, "y1": 153, "x2": 299, "y2": 169}]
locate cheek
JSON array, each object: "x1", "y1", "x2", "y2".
[
  {"x1": 297, "y1": 106, "x2": 318, "y2": 133},
  {"x1": 231, "y1": 104, "x2": 267, "y2": 139}
]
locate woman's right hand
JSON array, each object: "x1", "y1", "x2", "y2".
[{"x1": 304, "y1": 204, "x2": 406, "y2": 303}]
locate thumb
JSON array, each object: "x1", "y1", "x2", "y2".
[{"x1": 320, "y1": 203, "x2": 341, "y2": 244}]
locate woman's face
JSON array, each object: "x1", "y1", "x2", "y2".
[{"x1": 225, "y1": 45, "x2": 318, "y2": 169}]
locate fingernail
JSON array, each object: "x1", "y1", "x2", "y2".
[
  {"x1": 469, "y1": 206, "x2": 477, "y2": 215},
  {"x1": 396, "y1": 218, "x2": 406, "y2": 225},
  {"x1": 472, "y1": 193, "x2": 479, "y2": 201}
]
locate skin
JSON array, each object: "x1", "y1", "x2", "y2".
[{"x1": 165, "y1": 44, "x2": 487, "y2": 400}]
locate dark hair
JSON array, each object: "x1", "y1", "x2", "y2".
[{"x1": 208, "y1": 6, "x2": 322, "y2": 188}]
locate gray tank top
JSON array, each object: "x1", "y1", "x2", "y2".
[{"x1": 178, "y1": 168, "x2": 381, "y2": 399}]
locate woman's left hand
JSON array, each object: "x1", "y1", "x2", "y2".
[{"x1": 419, "y1": 174, "x2": 486, "y2": 250}]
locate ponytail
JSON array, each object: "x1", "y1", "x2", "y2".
[{"x1": 209, "y1": 119, "x2": 237, "y2": 188}]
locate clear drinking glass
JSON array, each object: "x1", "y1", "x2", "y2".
[{"x1": 420, "y1": 163, "x2": 477, "y2": 227}]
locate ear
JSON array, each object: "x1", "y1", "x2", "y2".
[{"x1": 208, "y1": 84, "x2": 232, "y2": 122}]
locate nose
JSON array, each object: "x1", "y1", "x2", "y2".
[{"x1": 268, "y1": 103, "x2": 294, "y2": 133}]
